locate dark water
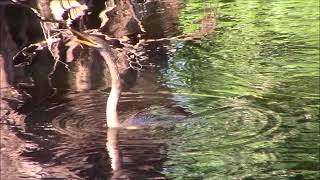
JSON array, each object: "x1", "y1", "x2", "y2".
[{"x1": 3, "y1": 0, "x2": 320, "y2": 179}]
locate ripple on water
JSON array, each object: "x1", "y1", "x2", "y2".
[
  {"x1": 163, "y1": 95, "x2": 319, "y2": 179},
  {"x1": 49, "y1": 91, "x2": 179, "y2": 137},
  {"x1": 22, "y1": 91, "x2": 186, "y2": 179},
  {"x1": 174, "y1": 97, "x2": 283, "y2": 148}
]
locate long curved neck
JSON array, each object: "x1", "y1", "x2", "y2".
[{"x1": 100, "y1": 50, "x2": 121, "y2": 128}]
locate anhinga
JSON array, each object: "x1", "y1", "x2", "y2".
[
  {"x1": 74, "y1": 33, "x2": 123, "y2": 128},
  {"x1": 73, "y1": 31, "x2": 185, "y2": 128}
]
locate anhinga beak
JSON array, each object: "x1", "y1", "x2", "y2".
[{"x1": 70, "y1": 29, "x2": 99, "y2": 47}]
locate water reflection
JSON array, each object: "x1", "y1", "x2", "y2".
[
  {"x1": 163, "y1": 0, "x2": 319, "y2": 179},
  {"x1": 107, "y1": 128, "x2": 167, "y2": 179},
  {"x1": 134, "y1": 0, "x2": 182, "y2": 38},
  {"x1": 16, "y1": 90, "x2": 187, "y2": 179},
  {"x1": 3, "y1": 1, "x2": 193, "y2": 178},
  {"x1": 2, "y1": 0, "x2": 318, "y2": 179}
]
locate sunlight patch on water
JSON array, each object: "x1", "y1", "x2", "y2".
[{"x1": 163, "y1": 0, "x2": 319, "y2": 179}]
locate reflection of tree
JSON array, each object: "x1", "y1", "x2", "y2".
[
  {"x1": 179, "y1": 0, "x2": 217, "y2": 34},
  {"x1": 163, "y1": 0, "x2": 319, "y2": 179},
  {"x1": 134, "y1": 0, "x2": 182, "y2": 38}
]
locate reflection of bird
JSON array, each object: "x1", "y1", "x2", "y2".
[{"x1": 74, "y1": 32, "x2": 122, "y2": 128}]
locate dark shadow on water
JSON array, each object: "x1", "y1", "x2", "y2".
[{"x1": 13, "y1": 90, "x2": 187, "y2": 179}]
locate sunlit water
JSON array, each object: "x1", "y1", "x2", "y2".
[
  {"x1": 163, "y1": 0, "x2": 319, "y2": 179},
  {"x1": 3, "y1": 0, "x2": 319, "y2": 179}
]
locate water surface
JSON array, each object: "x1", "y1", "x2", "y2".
[
  {"x1": 163, "y1": 0, "x2": 319, "y2": 179},
  {"x1": 3, "y1": 0, "x2": 319, "y2": 179}
]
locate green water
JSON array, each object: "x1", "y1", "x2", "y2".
[{"x1": 163, "y1": 0, "x2": 320, "y2": 179}]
